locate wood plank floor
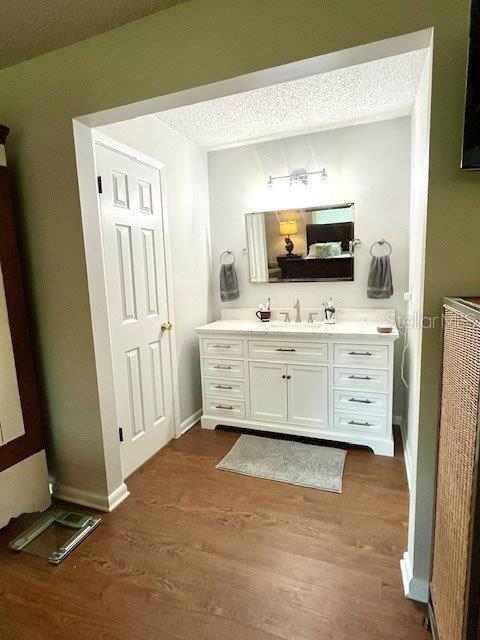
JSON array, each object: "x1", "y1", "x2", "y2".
[{"x1": 0, "y1": 425, "x2": 428, "y2": 640}]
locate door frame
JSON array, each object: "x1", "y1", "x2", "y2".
[
  {"x1": 71, "y1": 29, "x2": 434, "y2": 576},
  {"x1": 73, "y1": 125, "x2": 181, "y2": 494}
]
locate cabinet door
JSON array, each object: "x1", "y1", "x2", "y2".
[
  {"x1": 249, "y1": 361, "x2": 287, "y2": 422},
  {"x1": 287, "y1": 364, "x2": 328, "y2": 429}
]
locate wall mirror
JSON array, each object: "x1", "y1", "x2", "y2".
[
  {"x1": 0, "y1": 265, "x2": 25, "y2": 446},
  {"x1": 246, "y1": 203, "x2": 356, "y2": 283}
]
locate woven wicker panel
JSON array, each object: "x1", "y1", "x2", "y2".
[
  {"x1": 464, "y1": 297, "x2": 480, "y2": 311},
  {"x1": 431, "y1": 306, "x2": 480, "y2": 640}
]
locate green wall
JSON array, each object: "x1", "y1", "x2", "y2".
[{"x1": 0, "y1": 0, "x2": 478, "y2": 570}]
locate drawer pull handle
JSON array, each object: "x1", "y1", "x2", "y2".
[
  {"x1": 348, "y1": 351, "x2": 372, "y2": 356},
  {"x1": 214, "y1": 365, "x2": 232, "y2": 370},
  {"x1": 215, "y1": 384, "x2": 232, "y2": 389},
  {"x1": 349, "y1": 397, "x2": 372, "y2": 404},
  {"x1": 348, "y1": 420, "x2": 371, "y2": 426},
  {"x1": 215, "y1": 404, "x2": 233, "y2": 410},
  {"x1": 348, "y1": 375, "x2": 372, "y2": 380},
  {"x1": 213, "y1": 344, "x2": 231, "y2": 348},
  {"x1": 276, "y1": 347, "x2": 296, "y2": 352}
]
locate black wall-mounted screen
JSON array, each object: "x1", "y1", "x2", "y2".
[{"x1": 463, "y1": 0, "x2": 480, "y2": 169}]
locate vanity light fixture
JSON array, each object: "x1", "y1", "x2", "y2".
[{"x1": 267, "y1": 167, "x2": 328, "y2": 189}]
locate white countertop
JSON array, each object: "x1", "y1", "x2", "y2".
[{"x1": 195, "y1": 319, "x2": 399, "y2": 339}]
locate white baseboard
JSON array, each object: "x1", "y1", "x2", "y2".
[
  {"x1": 400, "y1": 551, "x2": 429, "y2": 603},
  {"x1": 399, "y1": 420, "x2": 413, "y2": 494},
  {"x1": 180, "y1": 408, "x2": 202, "y2": 435},
  {"x1": 107, "y1": 483, "x2": 130, "y2": 510},
  {"x1": 52, "y1": 481, "x2": 130, "y2": 512}
]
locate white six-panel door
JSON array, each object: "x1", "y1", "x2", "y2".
[{"x1": 95, "y1": 143, "x2": 174, "y2": 478}]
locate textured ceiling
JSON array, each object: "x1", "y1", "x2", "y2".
[
  {"x1": 0, "y1": 0, "x2": 187, "y2": 70},
  {"x1": 157, "y1": 49, "x2": 427, "y2": 149}
]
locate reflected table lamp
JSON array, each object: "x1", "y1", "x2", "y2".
[{"x1": 279, "y1": 220, "x2": 298, "y2": 256}]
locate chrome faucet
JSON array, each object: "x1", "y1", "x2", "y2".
[{"x1": 293, "y1": 298, "x2": 301, "y2": 323}]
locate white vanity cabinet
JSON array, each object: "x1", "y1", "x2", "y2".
[{"x1": 196, "y1": 319, "x2": 398, "y2": 456}]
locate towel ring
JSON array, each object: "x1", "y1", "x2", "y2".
[
  {"x1": 370, "y1": 239, "x2": 392, "y2": 257},
  {"x1": 220, "y1": 250, "x2": 235, "y2": 265}
]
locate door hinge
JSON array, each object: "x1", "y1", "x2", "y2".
[
  {"x1": 97, "y1": 175, "x2": 103, "y2": 194},
  {"x1": 118, "y1": 427, "x2": 123, "y2": 442}
]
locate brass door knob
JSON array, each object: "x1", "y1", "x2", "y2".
[{"x1": 161, "y1": 322, "x2": 173, "y2": 331}]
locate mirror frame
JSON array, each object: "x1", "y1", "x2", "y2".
[{"x1": 245, "y1": 203, "x2": 355, "y2": 284}]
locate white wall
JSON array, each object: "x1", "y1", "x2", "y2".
[
  {"x1": 208, "y1": 118, "x2": 411, "y2": 415},
  {"x1": 98, "y1": 115, "x2": 213, "y2": 425},
  {"x1": 401, "y1": 45, "x2": 433, "y2": 603}
]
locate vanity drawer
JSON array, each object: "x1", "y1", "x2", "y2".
[
  {"x1": 204, "y1": 397, "x2": 246, "y2": 418},
  {"x1": 248, "y1": 339, "x2": 328, "y2": 362},
  {"x1": 333, "y1": 367, "x2": 389, "y2": 391},
  {"x1": 202, "y1": 338, "x2": 244, "y2": 357},
  {"x1": 203, "y1": 378, "x2": 245, "y2": 398},
  {"x1": 203, "y1": 358, "x2": 245, "y2": 379},
  {"x1": 333, "y1": 412, "x2": 388, "y2": 434},
  {"x1": 334, "y1": 343, "x2": 389, "y2": 366},
  {"x1": 333, "y1": 389, "x2": 388, "y2": 416}
]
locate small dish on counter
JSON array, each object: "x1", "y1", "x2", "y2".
[{"x1": 377, "y1": 323, "x2": 393, "y2": 334}]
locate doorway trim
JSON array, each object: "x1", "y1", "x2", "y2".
[
  {"x1": 73, "y1": 125, "x2": 181, "y2": 502},
  {"x1": 72, "y1": 31, "x2": 434, "y2": 584}
]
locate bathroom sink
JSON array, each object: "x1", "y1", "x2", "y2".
[{"x1": 267, "y1": 321, "x2": 325, "y2": 330}]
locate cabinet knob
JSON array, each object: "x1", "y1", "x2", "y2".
[
  {"x1": 282, "y1": 374, "x2": 286, "y2": 379},
  {"x1": 286, "y1": 375, "x2": 291, "y2": 380},
  {"x1": 161, "y1": 322, "x2": 173, "y2": 331}
]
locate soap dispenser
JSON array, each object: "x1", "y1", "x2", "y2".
[{"x1": 323, "y1": 298, "x2": 336, "y2": 324}]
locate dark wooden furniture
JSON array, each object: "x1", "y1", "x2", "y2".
[
  {"x1": 274, "y1": 222, "x2": 354, "y2": 281},
  {"x1": 0, "y1": 125, "x2": 44, "y2": 473},
  {"x1": 276, "y1": 254, "x2": 353, "y2": 280},
  {"x1": 428, "y1": 297, "x2": 480, "y2": 640},
  {"x1": 306, "y1": 221, "x2": 354, "y2": 253}
]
